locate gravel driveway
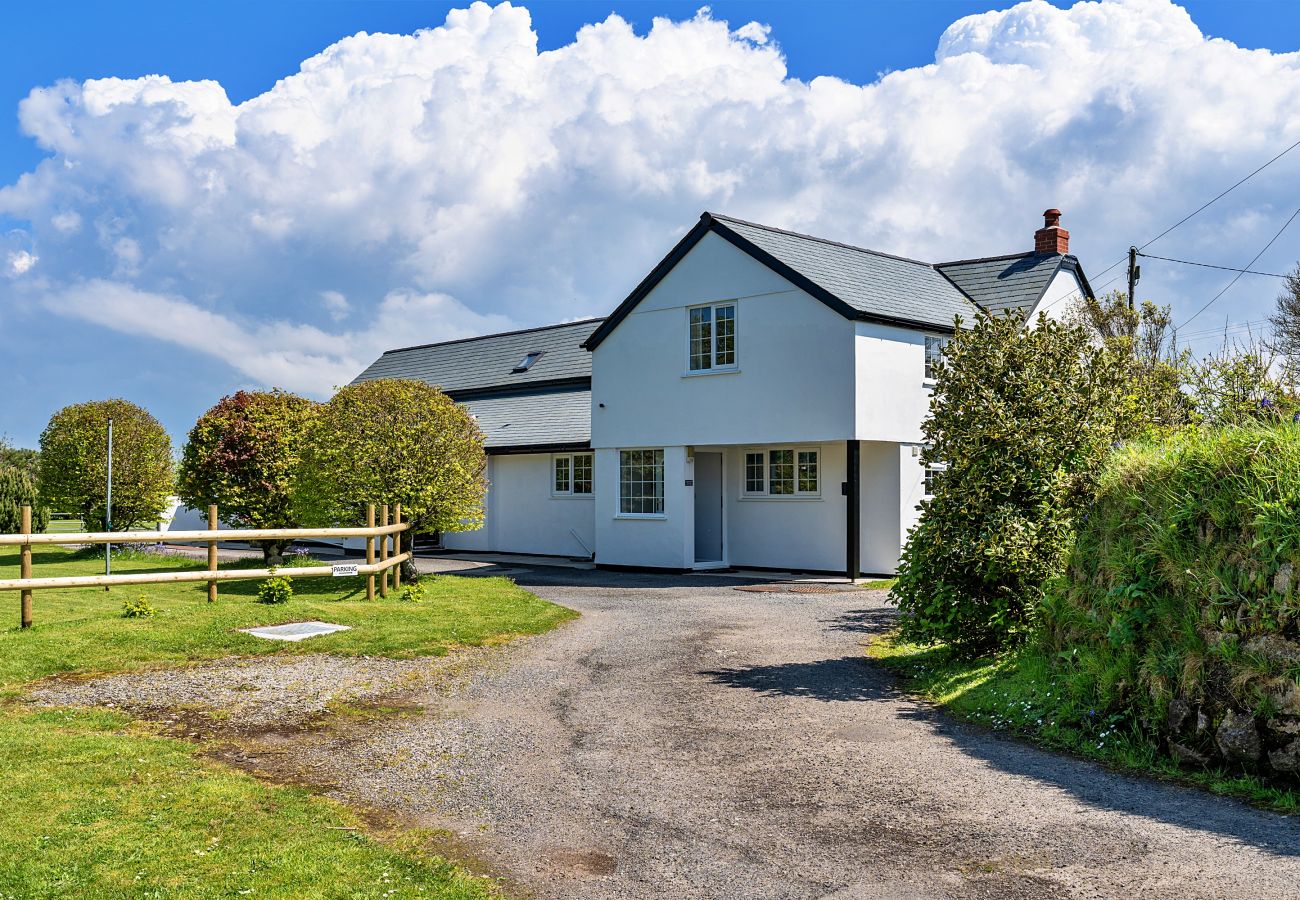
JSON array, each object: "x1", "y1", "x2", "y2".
[
  {"x1": 33, "y1": 563, "x2": 1300, "y2": 898},
  {"x1": 290, "y1": 565, "x2": 1300, "y2": 899}
]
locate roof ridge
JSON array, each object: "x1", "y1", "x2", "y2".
[
  {"x1": 936, "y1": 251, "x2": 1038, "y2": 267},
  {"x1": 706, "y1": 212, "x2": 938, "y2": 270},
  {"x1": 381, "y1": 317, "x2": 606, "y2": 356}
]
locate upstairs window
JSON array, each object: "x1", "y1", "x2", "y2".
[
  {"x1": 924, "y1": 336, "x2": 948, "y2": 381},
  {"x1": 688, "y1": 303, "x2": 737, "y2": 371},
  {"x1": 513, "y1": 350, "x2": 544, "y2": 373},
  {"x1": 924, "y1": 462, "x2": 946, "y2": 497},
  {"x1": 742, "y1": 447, "x2": 820, "y2": 498},
  {"x1": 553, "y1": 452, "x2": 593, "y2": 496}
]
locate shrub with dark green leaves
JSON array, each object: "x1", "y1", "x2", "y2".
[
  {"x1": 891, "y1": 313, "x2": 1131, "y2": 652},
  {"x1": 256, "y1": 576, "x2": 294, "y2": 605},
  {"x1": 0, "y1": 465, "x2": 48, "y2": 535}
]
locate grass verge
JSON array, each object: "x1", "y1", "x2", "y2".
[
  {"x1": 0, "y1": 545, "x2": 577, "y2": 898},
  {"x1": 868, "y1": 630, "x2": 1300, "y2": 813}
]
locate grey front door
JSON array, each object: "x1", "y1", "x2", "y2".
[{"x1": 694, "y1": 452, "x2": 723, "y2": 563}]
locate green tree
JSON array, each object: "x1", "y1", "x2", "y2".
[
  {"x1": 891, "y1": 313, "x2": 1130, "y2": 652},
  {"x1": 0, "y1": 437, "x2": 39, "y2": 482},
  {"x1": 1072, "y1": 291, "x2": 1191, "y2": 435},
  {"x1": 293, "y1": 379, "x2": 487, "y2": 575},
  {"x1": 1185, "y1": 340, "x2": 1299, "y2": 426},
  {"x1": 178, "y1": 390, "x2": 320, "y2": 563},
  {"x1": 1266, "y1": 264, "x2": 1300, "y2": 382},
  {"x1": 39, "y1": 399, "x2": 173, "y2": 530},
  {"x1": 0, "y1": 465, "x2": 48, "y2": 534}
]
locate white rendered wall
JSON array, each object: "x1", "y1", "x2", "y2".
[
  {"x1": 723, "y1": 443, "x2": 846, "y2": 572},
  {"x1": 853, "y1": 321, "x2": 934, "y2": 444},
  {"x1": 441, "y1": 453, "x2": 595, "y2": 558},
  {"x1": 593, "y1": 446, "x2": 693, "y2": 569},
  {"x1": 1026, "y1": 269, "x2": 1087, "y2": 323},
  {"x1": 591, "y1": 232, "x2": 856, "y2": 450}
]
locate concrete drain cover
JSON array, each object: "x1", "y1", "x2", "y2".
[{"x1": 240, "y1": 621, "x2": 351, "y2": 642}]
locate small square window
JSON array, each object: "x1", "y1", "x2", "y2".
[
  {"x1": 688, "y1": 303, "x2": 736, "y2": 371},
  {"x1": 554, "y1": 453, "x2": 593, "y2": 496}
]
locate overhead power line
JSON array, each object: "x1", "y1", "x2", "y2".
[
  {"x1": 1037, "y1": 134, "x2": 1300, "y2": 314},
  {"x1": 1178, "y1": 205, "x2": 1300, "y2": 330},
  {"x1": 1136, "y1": 252, "x2": 1290, "y2": 279}
]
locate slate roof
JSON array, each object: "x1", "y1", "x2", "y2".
[
  {"x1": 936, "y1": 252, "x2": 1086, "y2": 319},
  {"x1": 461, "y1": 388, "x2": 591, "y2": 451},
  {"x1": 352, "y1": 319, "x2": 603, "y2": 394},
  {"x1": 709, "y1": 214, "x2": 980, "y2": 330},
  {"x1": 351, "y1": 319, "x2": 602, "y2": 452}
]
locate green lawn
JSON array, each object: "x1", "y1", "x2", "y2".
[
  {"x1": 868, "y1": 631, "x2": 1300, "y2": 813},
  {"x1": 0, "y1": 546, "x2": 577, "y2": 898}
]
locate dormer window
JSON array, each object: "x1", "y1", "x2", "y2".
[
  {"x1": 688, "y1": 303, "x2": 736, "y2": 372},
  {"x1": 512, "y1": 350, "x2": 544, "y2": 373}
]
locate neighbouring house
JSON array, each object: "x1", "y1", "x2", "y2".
[{"x1": 353, "y1": 209, "x2": 1093, "y2": 576}]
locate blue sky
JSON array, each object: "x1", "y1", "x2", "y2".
[{"x1": 2, "y1": 0, "x2": 1299, "y2": 448}]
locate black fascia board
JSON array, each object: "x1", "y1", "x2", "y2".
[
  {"x1": 486, "y1": 441, "x2": 590, "y2": 456},
  {"x1": 444, "y1": 377, "x2": 591, "y2": 403}
]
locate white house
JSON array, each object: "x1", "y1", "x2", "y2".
[{"x1": 353, "y1": 209, "x2": 1092, "y2": 577}]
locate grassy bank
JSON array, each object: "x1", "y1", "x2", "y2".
[
  {"x1": 0, "y1": 545, "x2": 576, "y2": 898},
  {"x1": 868, "y1": 632, "x2": 1300, "y2": 813}
]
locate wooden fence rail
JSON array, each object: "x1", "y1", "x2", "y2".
[{"x1": 6, "y1": 503, "x2": 409, "y2": 629}]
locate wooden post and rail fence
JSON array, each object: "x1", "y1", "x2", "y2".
[{"x1": 1, "y1": 503, "x2": 409, "y2": 629}]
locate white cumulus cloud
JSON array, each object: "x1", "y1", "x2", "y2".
[{"x1": 3, "y1": 0, "x2": 1300, "y2": 405}]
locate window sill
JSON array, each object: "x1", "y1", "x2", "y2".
[
  {"x1": 739, "y1": 495, "x2": 823, "y2": 502},
  {"x1": 682, "y1": 367, "x2": 741, "y2": 378},
  {"x1": 551, "y1": 493, "x2": 595, "y2": 500},
  {"x1": 614, "y1": 513, "x2": 667, "y2": 520},
  {"x1": 923, "y1": 378, "x2": 937, "y2": 389}
]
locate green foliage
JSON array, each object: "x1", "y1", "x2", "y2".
[
  {"x1": 178, "y1": 390, "x2": 319, "y2": 561},
  {"x1": 1041, "y1": 425, "x2": 1300, "y2": 766},
  {"x1": 1185, "y1": 341, "x2": 1300, "y2": 427},
  {"x1": 293, "y1": 379, "x2": 487, "y2": 539},
  {"x1": 121, "y1": 595, "x2": 157, "y2": 618},
  {"x1": 892, "y1": 313, "x2": 1135, "y2": 652},
  {"x1": 1266, "y1": 264, "x2": 1300, "y2": 383},
  {"x1": 0, "y1": 465, "x2": 48, "y2": 535},
  {"x1": 398, "y1": 581, "x2": 426, "y2": 603},
  {"x1": 256, "y1": 576, "x2": 294, "y2": 605},
  {"x1": 38, "y1": 399, "x2": 173, "y2": 530},
  {"x1": 0, "y1": 438, "x2": 39, "y2": 482}
]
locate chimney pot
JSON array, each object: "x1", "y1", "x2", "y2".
[{"x1": 1034, "y1": 208, "x2": 1069, "y2": 255}]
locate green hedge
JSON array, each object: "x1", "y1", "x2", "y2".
[
  {"x1": 1042, "y1": 424, "x2": 1300, "y2": 774},
  {"x1": 0, "y1": 466, "x2": 48, "y2": 535}
]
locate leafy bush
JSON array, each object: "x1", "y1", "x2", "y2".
[
  {"x1": 398, "y1": 581, "x2": 426, "y2": 603},
  {"x1": 39, "y1": 399, "x2": 173, "y2": 530},
  {"x1": 1042, "y1": 425, "x2": 1300, "y2": 774},
  {"x1": 0, "y1": 466, "x2": 48, "y2": 535},
  {"x1": 178, "y1": 390, "x2": 319, "y2": 563},
  {"x1": 891, "y1": 313, "x2": 1133, "y2": 652},
  {"x1": 256, "y1": 576, "x2": 294, "y2": 605},
  {"x1": 121, "y1": 596, "x2": 157, "y2": 619}
]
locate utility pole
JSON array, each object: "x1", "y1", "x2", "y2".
[
  {"x1": 105, "y1": 417, "x2": 113, "y2": 585},
  {"x1": 1127, "y1": 246, "x2": 1140, "y2": 311}
]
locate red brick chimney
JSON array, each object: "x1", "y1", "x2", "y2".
[{"x1": 1034, "y1": 208, "x2": 1069, "y2": 255}]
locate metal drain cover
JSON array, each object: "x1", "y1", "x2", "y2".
[
  {"x1": 734, "y1": 583, "x2": 854, "y2": 594},
  {"x1": 239, "y1": 621, "x2": 351, "y2": 642}
]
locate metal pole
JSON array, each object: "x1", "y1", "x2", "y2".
[{"x1": 105, "y1": 417, "x2": 113, "y2": 586}]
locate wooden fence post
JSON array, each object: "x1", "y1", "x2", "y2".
[
  {"x1": 20, "y1": 505, "x2": 32, "y2": 629},
  {"x1": 393, "y1": 503, "x2": 403, "y2": 592},
  {"x1": 207, "y1": 505, "x2": 218, "y2": 603},
  {"x1": 379, "y1": 503, "x2": 390, "y2": 599},
  {"x1": 366, "y1": 503, "x2": 376, "y2": 601}
]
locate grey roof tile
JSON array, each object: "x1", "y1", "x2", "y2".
[
  {"x1": 936, "y1": 253, "x2": 1067, "y2": 319},
  {"x1": 351, "y1": 319, "x2": 603, "y2": 394},
  {"x1": 462, "y1": 389, "x2": 590, "y2": 449},
  {"x1": 711, "y1": 214, "x2": 980, "y2": 329}
]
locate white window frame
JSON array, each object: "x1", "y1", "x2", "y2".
[
  {"x1": 617, "y1": 448, "x2": 666, "y2": 518},
  {"x1": 924, "y1": 334, "x2": 949, "y2": 382},
  {"x1": 740, "y1": 446, "x2": 822, "y2": 499},
  {"x1": 923, "y1": 461, "x2": 947, "y2": 498},
  {"x1": 685, "y1": 302, "x2": 738, "y2": 374},
  {"x1": 552, "y1": 452, "x2": 594, "y2": 497}
]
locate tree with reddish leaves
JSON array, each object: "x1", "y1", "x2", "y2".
[{"x1": 178, "y1": 390, "x2": 319, "y2": 563}]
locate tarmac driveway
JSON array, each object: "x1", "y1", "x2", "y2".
[{"x1": 320, "y1": 564, "x2": 1300, "y2": 899}]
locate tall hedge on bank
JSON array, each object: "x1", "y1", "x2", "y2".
[{"x1": 1042, "y1": 425, "x2": 1300, "y2": 774}]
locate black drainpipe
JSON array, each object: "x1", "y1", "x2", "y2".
[{"x1": 845, "y1": 440, "x2": 860, "y2": 581}]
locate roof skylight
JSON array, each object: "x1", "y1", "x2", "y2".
[{"x1": 512, "y1": 350, "x2": 544, "y2": 373}]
